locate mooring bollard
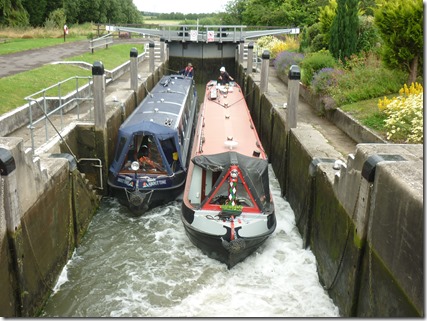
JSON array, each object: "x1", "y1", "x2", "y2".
[
  {"x1": 260, "y1": 50, "x2": 270, "y2": 94},
  {"x1": 149, "y1": 41, "x2": 155, "y2": 73},
  {"x1": 287, "y1": 65, "x2": 301, "y2": 130},
  {"x1": 247, "y1": 42, "x2": 254, "y2": 74},
  {"x1": 92, "y1": 61, "x2": 106, "y2": 130},
  {"x1": 130, "y1": 47, "x2": 138, "y2": 93}
]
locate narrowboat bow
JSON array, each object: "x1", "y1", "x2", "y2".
[
  {"x1": 108, "y1": 74, "x2": 198, "y2": 214},
  {"x1": 181, "y1": 80, "x2": 276, "y2": 268}
]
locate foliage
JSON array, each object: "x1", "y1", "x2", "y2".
[
  {"x1": 378, "y1": 82, "x2": 423, "y2": 111},
  {"x1": 356, "y1": 15, "x2": 381, "y2": 54},
  {"x1": 222, "y1": 0, "x2": 246, "y2": 25},
  {"x1": 325, "y1": 53, "x2": 407, "y2": 105},
  {"x1": 311, "y1": 67, "x2": 344, "y2": 95},
  {"x1": 300, "y1": 50, "x2": 336, "y2": 85},
  {"x1": 44, "y1": 8, "x2": 66, "y2": 29},
  {"x1": 274, "y1": 51, "x2": 304, "y2": 77},
  {"x1": 221, "y1": 204, "x2": 243, "y2": 212},
  {"x1": 1, "y1": 0, "x2": 142, "y2": 27},
  {"x1": 299, "y1": 23, "x2": 328, "y2": 53},
  {"x1": 379, "y1": 84, "x2": 424, "y2": 143},
  {"x1": 329, "y1": 0, "x2": 359, "y2": 62},
  {"x1": 226, "y1": 0, "x2": 326, "y2": 27},
  {"x1": 0, "y1": 0, "x2": 29, "y2": 27},
  {"x1": 318, "y1": 0, "x2": 337, "y2": 45},
  {"x1": 256, "y1": 35, "x2": 299, "y2": 59},
  {"x1": 373, "y1": 0, "x2": 423, "y2": 84}
]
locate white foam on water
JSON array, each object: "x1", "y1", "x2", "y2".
[{"x1": 41, "y1": 167, "x2": 339, "y2": 317}]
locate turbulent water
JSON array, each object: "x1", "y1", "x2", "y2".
[{"x1": 41, "y1": 167, "x2": 339, "y2": 317}]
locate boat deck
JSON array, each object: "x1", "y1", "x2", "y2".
[{"x1": 196, "y1": 81, "x2": 266, "y2": 159}]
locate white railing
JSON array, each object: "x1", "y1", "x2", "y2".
[{"x1": 89, "y1": 33, "x2": 114, "y2": 53}]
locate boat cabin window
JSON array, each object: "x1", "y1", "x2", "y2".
[{"x1": 121, "y1": 134, "x2": 165, "y2": 173}]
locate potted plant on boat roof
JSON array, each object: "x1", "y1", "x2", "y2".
[{"x1": 220, "y1": 204, "x2": 243, "y2": 215}]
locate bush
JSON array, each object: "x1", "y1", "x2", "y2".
[
  {"x1": 257, "y1": 35, "x2": 299, "y2": 59},
  {"x1": 274, "y1": 51, "x2": 304, "y2": 76},
  {"x1": 311, "y1": 67, "x2": 344, "y2": 95},
  {"x1": 320, "y1": 53, "x2": 406, "y2": 106},
  {"x1": 377, "y1": 82, "x2": 424, "y2": 143},
  {"x1": 44, "y1": 9, "x2": 66, "y2": 29},
  {"x1": 300, "y1": 50, "x2": 336, "y2": 85}
]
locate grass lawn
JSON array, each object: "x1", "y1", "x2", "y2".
[
  {"x1": 340, "y1": 97, "x2": 387, "y2": 139},
  {"x1": 0, "y1": 43, "x2": 145, "y2": 114},
  {"x1": 0, "y1": 37, "x2": 88, "y2": 55}
]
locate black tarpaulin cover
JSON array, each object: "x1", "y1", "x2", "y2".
[{"x1": 192, "y1": 151, "x2": 272, "y2": 212}]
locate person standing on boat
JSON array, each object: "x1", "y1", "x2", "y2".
[
  {"x1": 218, "y1": 66, "x2": 234, "y2": 85},
  {"x1": 179, "y1": 63, "x2": 194, "y2": 77}
]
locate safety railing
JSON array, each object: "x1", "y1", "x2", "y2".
[
  {"x1": 24, "y1": 76, "x2": 93, "y2": 151},
  {"x1": 89, "y1": 33, "x2": 114, "y2": 53}
]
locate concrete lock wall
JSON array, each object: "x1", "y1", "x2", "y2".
[
  {"x1": 239, "y1": 65, "x2": 423, "y2": 317},
  {"x1": 0, "y1": 138, "x2": 100, "y2": 316}
]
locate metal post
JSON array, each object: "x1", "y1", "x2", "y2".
[
  {"x1": 287, "y1": 65, "x2": 301, "y2": 130},
  {"x1": 149, "y1": 41, "x2": 155, "y2": 73},
  {"x1": 260, "y1": 50, "x2": 270, "y2": 94},
  {"x1": 92, "y1": 61, "x2": 106, "y2": 130},
  {"x1": 160, "y1": 37, "x2": 165, "y2": 63},
  {"x1": 247, "y1": 42, "x2": 254, "y2": 74},
  {"x1": 130, "y1": 47, "x2": 138, "y2": 93}
]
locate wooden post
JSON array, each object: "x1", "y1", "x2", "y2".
[
  {"x1": 149, "y1": 41, "x2": 155, "y2": 73},
  {"x1": 130, "y1": 48, "x2": 138, "y2": 93},
  {"x1": 92, "y1": 61, "x2": 106, "y2": 130},
  {"x1": 247, "y1": 42, "x2": 254, "y2": 74},
  {"x1": 287, "y1": 65, "x2": 301, "y2": 130},
  {"x1": 260, "y1": 50, "x2": 270, "y2": 94}
]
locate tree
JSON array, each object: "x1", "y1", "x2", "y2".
[
  {"x1": 22, "y1": 0, "x2": 46, "y2": 26},
  {"x1": 374, "y1": 0, "x2": 423, "y2": 84},
  {"x1": 221, "y1": 0, "x2": 246, "y2": 25},
  {"x1": 0, "y1": 0, "x2": 29, "y2": 26},
  {"x1": 329, "y1": 0, "x2": 359, "y2": 62}
]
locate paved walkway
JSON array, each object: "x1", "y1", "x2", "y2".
[{"x1": 0, "y1": 38, "x2": 143, "y2": 78}]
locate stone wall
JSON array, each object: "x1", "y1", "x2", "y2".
[
  {"x1": 239, "y1": 66, "x2": 423, "y2": 317},
  {"x1": 0, "y1": 140, "x2": 100, "y2": 316}
]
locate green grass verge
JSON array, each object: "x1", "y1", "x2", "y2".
[
  {"x1": 0, "y1": 37, "x2": 88, "y2": 55},
  {"x1": 340, "y1": 97, "x2": 387, "y2": 138},
  {"x1": 0, "y1": 43, "x2": 145, "y2": 114}
]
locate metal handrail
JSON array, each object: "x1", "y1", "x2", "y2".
[{"x1": 25, "y1": 76, "x2": 93, "y2": 151}]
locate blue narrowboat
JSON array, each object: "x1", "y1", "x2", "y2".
[{"x1": 108, "y1": 74, "x2": 198, "y2": 214}]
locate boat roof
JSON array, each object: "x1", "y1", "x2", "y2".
[
  {"x1": 121, "y1": 74, "x2": 193, "y2": 131},
  {"x1": 196, "y1": 80, "x2": 266, "y2": 159}
]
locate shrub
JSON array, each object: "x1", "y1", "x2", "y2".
[
  {"x1": 311, "y1": 67, "x2": 344, "y2": 95},
  {"x1": 378, "y1": 82, "x2": 424, "y2": 143},
  {"x1": 257, "y1": 35, "x2": 299, "y2": 59},
  {"x1": 44, "y1": 9, "x2": 66, "y2": 30},
  {"x1": 329, "y1": 53, "x2": 407, "y2": 105},
  {"x1": 274, "y1": 51, "x2": 304, "y2": 76},
  {"x1": 300, "y1": 50, "x2": 336, "y2": 85}
]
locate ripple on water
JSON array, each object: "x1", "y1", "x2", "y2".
[{"x1": 41, "y1": 167, "x2": 339, "y2": 317}]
